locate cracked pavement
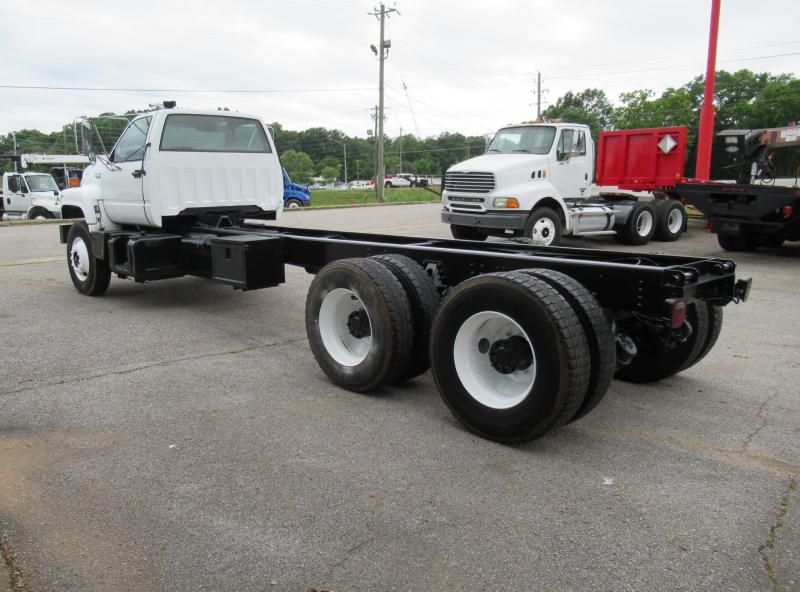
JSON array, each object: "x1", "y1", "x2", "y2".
[{"x1": 0, "y1": 205, "x2": 798, "y2": 591}]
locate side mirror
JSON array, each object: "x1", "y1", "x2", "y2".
[{"x1": 88, "y1": 152, "x2": 97, "y2": 165}]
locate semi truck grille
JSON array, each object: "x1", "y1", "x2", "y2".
[{"x1": 445, "y1": 171, "x2": 495, "y2": 194}]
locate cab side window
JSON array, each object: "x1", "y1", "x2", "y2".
[
  {"x1": 557, "y1": 129, "x2": 587, "y2": 159},
  {"x1": 111, "y1": 117, "x2": 152, "y2": 163},
  {"x1": 7, "y1": 175, "x2": 26, "y2": 193}
]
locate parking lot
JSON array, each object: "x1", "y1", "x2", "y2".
[{"x1": 1, "y1": 202, "x2": 798, "y2": 591}]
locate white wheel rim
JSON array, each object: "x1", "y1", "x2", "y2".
[
  {"x1": 636, "y1": 210, "x2": 654, "y2": 237},
  {"x1": 453, "y1": 311, "x2": 536, "y2": 409},
  {"x1": 318, "y1": 288, "x2": 372, "y2": 366},
  {"x1": 667, "y1": 207, "x2": 683, "y2": 233},
  {"x1": 287, "y1": 201, "x2": 301, "y2": 208},
  {"x1": 530, "y1": 218, "x2": 556, "y2": 246},
  {"x1": 34, "y1": 215, "x2": 47, "y2": 220},
  {"x1": 70, "y1": 236, "x2": 90, "y2": 281}
]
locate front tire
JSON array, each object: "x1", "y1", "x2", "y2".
[
  {"x1": 66, "y1": 223, "x2": 111, "y2": 296},
  {"x1": 285, "y1": 198, "x2": 303, "y2": 208},
  {"x1": 524, "y1": 207, "x2": 562, "y2": 246},
  {"x1": 430, "y1": 271, "x2": 590, "y2": 442}
]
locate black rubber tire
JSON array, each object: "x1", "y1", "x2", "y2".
[
  {"x1": 66, "y1": 223, "x2": 111, "y2": 296},
  {"x1": 450, "y1": 224, "x2": 488, "y2": 241},
  {"x1": 285, "y1": 198, "x2": 303, "y2": 208},
  {"x1": 370, "y1": 254, "x2": 441, "y2": 381},
  {"x1": 680, "y1": 302, "x2": 723, "y2": 371},
  {"x1": 653, "y1": 199, "x2": 685, "y2": 242},
  {"x1": 430, "y1": 271, "x2": 590, "y2": 443},
  {"x1": 616, "y1": 202, "x2": 657, "y2": 245},
  {"x1": 518, "y1": 269, "x2": 615, "y2": 423},
  {"x1": 305, "y1": 258, "x2": 414, "y2": 392},
  {"x1": 384, "y1": 181, "x2": 393, "y2": 188},
  {"x1": 615, "y1": 302, "x2": 709, "y2": 384},
  {"x1": 523, "y1": 207, "x2": 562, "y2": 246},
  {"x1": 717, "y1": 233, "x2": 758, "y2": 252}
]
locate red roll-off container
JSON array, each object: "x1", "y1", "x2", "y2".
[{"x1": 595, "y1": 126, "x2": 687, "y2": 191}]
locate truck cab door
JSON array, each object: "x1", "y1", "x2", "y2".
[
  {"x1": 4, "y1": 174, "x2": 29, "y2": 214},
  {"x1": 549, "y1": 128, "x2": 592, "y2": 199},
  {"x1": 101, "y1": 117, "x2": 152, "y2": 225}
]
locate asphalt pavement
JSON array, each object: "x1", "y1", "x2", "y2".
[{"x1": 0, "y1": 203, "x2": 798, "y2": 591}]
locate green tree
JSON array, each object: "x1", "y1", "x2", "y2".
[
  {"x1": 281, "y1": 150, "x2": 315, "y2": 185},
  {"x1": 320, "y1": 166, "x2": 338, "y2": 184},
  {"x1": 318, "y1": 155, "x2": 340, "y2": 174},
  {"x1": 541, "y1": 89, "x2": 614, "y2": 143}
]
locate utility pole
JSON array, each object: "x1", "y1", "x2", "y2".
[
  {"x1": 369, "y1": 3, "x2": 398, "y2": 201},
  {"x1": 399, "y1": 126, "x2": 403, "y2": 173},
  {"x1": 342, "y1": 142, "x2": 348, "y2": 184},
  {"x1": 12, "y1": 132, "x2": 17, "y2": 172},
  {"x1": 532, "y1": 72, "x2": 548, "y2": 120}
]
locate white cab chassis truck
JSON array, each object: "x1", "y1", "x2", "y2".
[
  {"x1": 441, "y1": 122, "x2": 687, "y2": 246},
  {"x1": 57, "y1": 106, "x2": 749, "y2": 444},
  {"x1": 1, "y1": 172, "x2": 63, "y2": 220}
]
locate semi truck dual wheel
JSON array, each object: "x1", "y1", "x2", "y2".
[
  {"x1": 653, "y1": 199, "x2": 686, "y2": 242},
  {"x1": 518, "y1": 269, "x2": 616, "y2": 423},
  {"x1": 450, "y1": 225, "x2": 488, "y2": 241},
  {"x1": 524, "y1": 207, "x2": 562, "y2": 247},
  {"x1": 369, "y1": 254, "x2": 441, "y2": 382},
  {"x1": 614, "y1": 301, "x2": 710, "y2": 384},
  {"x1": 679, "y1": 302, "x2": 723, "y2": 372},
  {"x1": 305, "y1": 258, "x2": 414, "y2": 392},
  {"x1": 429, "y1": 271, "x2": 590, "y2": 443},
  {"x1": 616, "y1": 202, "x2": 657, "y2": 245},
  {"x1": 66, "y1": 223, "x2": 111, "y2": 296}
]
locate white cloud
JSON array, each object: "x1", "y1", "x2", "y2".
[{"x1": 1, "y1": 0, "x2": 798, "y2": 141}]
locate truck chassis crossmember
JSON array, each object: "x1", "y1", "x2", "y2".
[{"x1": 59, "y1": 220, "x2": 749, "y2": 443}]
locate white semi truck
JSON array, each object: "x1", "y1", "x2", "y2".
[
  {"x1": 441, "y1": 122, "x2": 689, "y2": 246},
  {"x1": 56, "y1": 104, "x2": 749, "y2": 444}
]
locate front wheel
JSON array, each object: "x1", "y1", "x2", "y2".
[
  {"x1": 66, "y1": 224, "x2": 111, "y2": 296},
  {"x1": 28, "y1": 208, "x2": 53, "y2": 220},
  {"x1": 384, "y1": 181, "x2": 393, "y2": 188},
  {"x1": 285, "y1": 198, "x2": 303, "y2": 208},
  {"x1": 524, "y1": 207, "x2": 562, "y2": 246}
]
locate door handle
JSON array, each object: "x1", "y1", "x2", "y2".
[{"x1": 132, "y1": 169, "x2": 145, "y2": 178}]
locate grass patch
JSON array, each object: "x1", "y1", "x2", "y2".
[{"x1": 308, "y1": 187, "x2": 440, "y2": 207}]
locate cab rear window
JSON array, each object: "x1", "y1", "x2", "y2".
[{"x1": 160, "y1": 114, "x2": 272, "y2": 153}]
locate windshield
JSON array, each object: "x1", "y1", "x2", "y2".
[
  {"x1": 25, "y1": 175, "x2": 59, "y2": 192},
  {"x1": 487, "y1": 126, "x2": 556, "y2": 155},
  {"x1": 160, "y1": 114, "x2": 272, "y2": 153}
]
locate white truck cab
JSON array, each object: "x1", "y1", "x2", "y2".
[
  {"x1": 1, "y1": 171, "x2": 63, "y2": 220},
  {"x1": 441, "y1": 122, "x2": 680, "y2": 246},
  {"x1": 60, "y1": 106, "x2": 284, "y2": 230}
]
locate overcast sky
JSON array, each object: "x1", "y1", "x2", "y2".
[{"x1": 1, "y1": 0, "x2": 798, "y2": 144}]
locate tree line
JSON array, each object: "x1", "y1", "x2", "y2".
[{"x1": 1, "y1": 69, "x2": 797, "y2": 180}]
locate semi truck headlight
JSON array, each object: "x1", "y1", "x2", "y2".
[{"x1": 493, "y1": 197, "x2": 519, "y2": 208}]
